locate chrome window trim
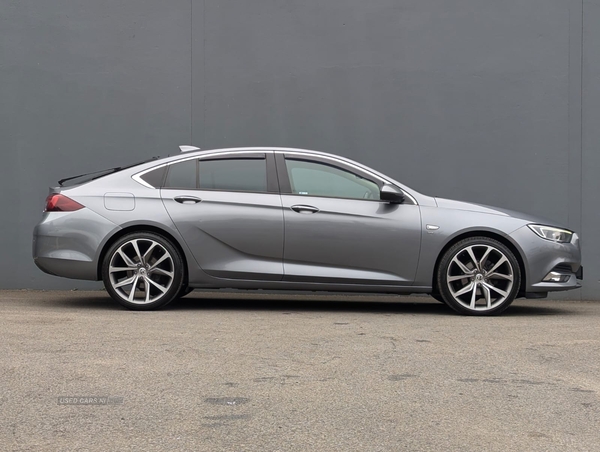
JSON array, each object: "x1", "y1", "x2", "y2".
[
  {"x1": 131, "y1": 148, "x2": 418, "y2": 205},
  {"x1": 131, "y1": 150, "x2": 271, "y2": 189},
  {"x1": 132, "y1": 174, "x2": 156, "y2": 189}
]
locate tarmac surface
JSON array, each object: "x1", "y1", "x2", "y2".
[{"x1": 1, "y1": 290, "x2": 600, "y2": 451}]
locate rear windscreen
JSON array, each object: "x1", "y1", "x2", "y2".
[{"x1": 59, "y1": 157, "x2": 160, "y2": 187}]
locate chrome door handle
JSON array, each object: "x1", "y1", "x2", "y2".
[
  {"x1": 291, "y1": 204, "x2": 319, "y2": 214},
  {"x1": 174, "y1": 195, "x2": 202, "y2": 204}
]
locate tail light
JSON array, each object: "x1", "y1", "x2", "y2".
[{"x1": 45, "y1": 194, "x2": 84, "y2": 212}]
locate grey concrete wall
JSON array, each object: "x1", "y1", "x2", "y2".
[
  {"x1": 0, "y1": 0, "x2": 597, "y2": 299},
  {"x1": 583, "y1": 0, "x2": 600, "y2": 300},
  {"x1": 1, "y1": 1, "x2": 191, "y2": 289}
]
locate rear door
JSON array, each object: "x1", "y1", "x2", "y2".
[
  {"x1": 161, "y1": 151, "x2": 284, "y2": 281},
  {"x1": 277, "y1": 153, "x2": 422, "y2": 285}
]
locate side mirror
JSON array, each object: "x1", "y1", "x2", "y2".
[{"x1": 380, "y1": 184, "x2": 405, "y2": 204}]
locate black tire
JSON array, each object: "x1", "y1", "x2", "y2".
[
  {"x1": 102, "y1": 232, "x2": 185, "y2": 310},
  {"x1": 437, "y1": 237, "x2": 521, "y2": 316}
]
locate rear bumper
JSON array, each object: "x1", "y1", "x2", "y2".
[
  {"x1": 34, "y1": 256, "x2": 98, "y2": 280},
  {"x1": 32, "y1": 209, "x2": 119, "y2": 281}
]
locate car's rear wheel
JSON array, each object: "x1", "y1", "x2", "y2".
[
  {"x1": 437, "y1": 237, "x2": 521, "y2": 316},
  {"x1": 102, "y1": 232, "x2": 184, "y2": 310}
]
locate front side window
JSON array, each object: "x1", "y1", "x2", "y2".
[
  {"x1": 199, "y1": 158, "x2": 267, "y2": 192},
  {"x1": 285, "y1": 159, "x2": 380, "y2": 200}
]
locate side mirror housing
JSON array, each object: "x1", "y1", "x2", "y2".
[{"x1": 380, "y1": 184, "x2": 405, "y2": 204}]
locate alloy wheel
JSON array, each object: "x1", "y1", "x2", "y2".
[
  {"x1": 446, "y1": 244, "x2": 515, "y2": 312},
  {"x1": 108, "y1": 238, "x2": 175, "y2": 305}
]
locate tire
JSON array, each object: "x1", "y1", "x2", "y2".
[
  {"x1": 437, "y1": 237, "x2": 521, "y2": 316},
  {"x1": 102, "y1": 232, "x2": 185, "y2": 310}
]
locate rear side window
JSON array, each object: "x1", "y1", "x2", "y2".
[
  {"x1": 199, "y1": 158, "x2": 267, "y2": 192},
  {"x1": 164, "y1": 160, "x2": 197, "y2": 189}
]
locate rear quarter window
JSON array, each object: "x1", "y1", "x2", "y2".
[{"x1": 139, "y1": 166, "x2": 167, "y2": 188}]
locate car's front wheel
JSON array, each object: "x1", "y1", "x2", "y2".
[
  {"x1": 437, "y1": 237, "x2": 521, "y2": 316},
  {"x1": 102, "y1": 232, "x2": 184, "y2": 310}
]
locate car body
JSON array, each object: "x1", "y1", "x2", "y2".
[{"x1": 33, "y1": 146, "x2": 582, "y2": 315}]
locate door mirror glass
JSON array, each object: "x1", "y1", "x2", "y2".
[{"x1": 380, "y1": 184, "x2": 405, "y2": 204}]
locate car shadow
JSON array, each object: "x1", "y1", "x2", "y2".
[
  {"x1": 500, "y1": 304, "x2": 576, "y2": 317},
  {"x1": 39, "y1": 293, "x2": 121, "y2": 311},
  {"x1": 168, "y1": 292, "x2": 574, "y2": 317},
  {"x1": 171, "y1": 295, "x2": 451, "y2": 315},
  {"x1": 34, "y1": 291, "x2": 577, "y2": 317}
]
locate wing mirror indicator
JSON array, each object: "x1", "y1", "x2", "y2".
[{"x1": 380, "y1": 184, "x2": 405, "y2": 204}]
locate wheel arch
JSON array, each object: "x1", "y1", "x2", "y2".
[
  {"x1": 96, "y1": 224, "x2": 189, "y2": 283},
  {"x1": 431, "y1": 230, "x2": 527, "y2": 297}
]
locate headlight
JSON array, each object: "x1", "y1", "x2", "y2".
[{"x1": 527, "y1": 224, "x2": 573, "y2": 243}]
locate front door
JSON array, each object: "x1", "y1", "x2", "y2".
[{"x1": 278, "y1": 155, "x2": 421, "y2": 285}]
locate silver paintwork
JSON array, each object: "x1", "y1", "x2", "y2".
[
  {"x1": 33, "y1": 147, "x2": 582, "y2": 306},
  {"x1": 279, "y1": 194, "x2": 421, "y2": 284},
  {"x1": 163, "y1": 189, "x2": 285, "y2": 281}
]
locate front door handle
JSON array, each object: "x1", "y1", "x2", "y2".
[
  {"x1": 174, "y1": 195, "x2": 202, "y2": 204},
  {"x1": 291, "y1": 204, "x2": 319, "y2": 214}
]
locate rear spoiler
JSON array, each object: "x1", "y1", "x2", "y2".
[
  {"x1": 58, "y1": 157, "x2": 160, "y2": 187},
  {"x1": 58, "y1": 167, "x2": 120, "y2": 186}
]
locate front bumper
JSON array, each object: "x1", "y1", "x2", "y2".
[
  {"x1": 510, "y1": 225, "x2": 582, "y2": 293},
  {"x1": 33, "y1": 209, "x2": 119, "y2": 281}
]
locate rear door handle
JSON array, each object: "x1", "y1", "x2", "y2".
[
  {"x1": 174, "y1": 195, "x2": 202, "y2": 204},
  {"x1": 291, "y1": 204, "x2": 319, "y2": 214}
]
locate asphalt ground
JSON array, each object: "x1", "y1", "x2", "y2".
[{"x1": 1, "y1": 290, "x2": 599, "y2": 451}]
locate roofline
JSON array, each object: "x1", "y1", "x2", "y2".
[
  {"x1": 152, "y1": 146, "x2": 380, "y2": 176},
  {"x1": 167, "y1": 146, "x2": 377, "y2": 169},
  {"x1": 138, "y1": 146, "x2": 352, "y2": 168},
  {"x1": 181, "y1": 146, "x2": 336, "y2": 157},
  {"x1": 129, "y1": 145, "x2": 429, "y2": 205}
]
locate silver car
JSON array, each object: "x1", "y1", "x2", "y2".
[{"x1": 33, "y1": 146, "x2": 582, "y2": 315}]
